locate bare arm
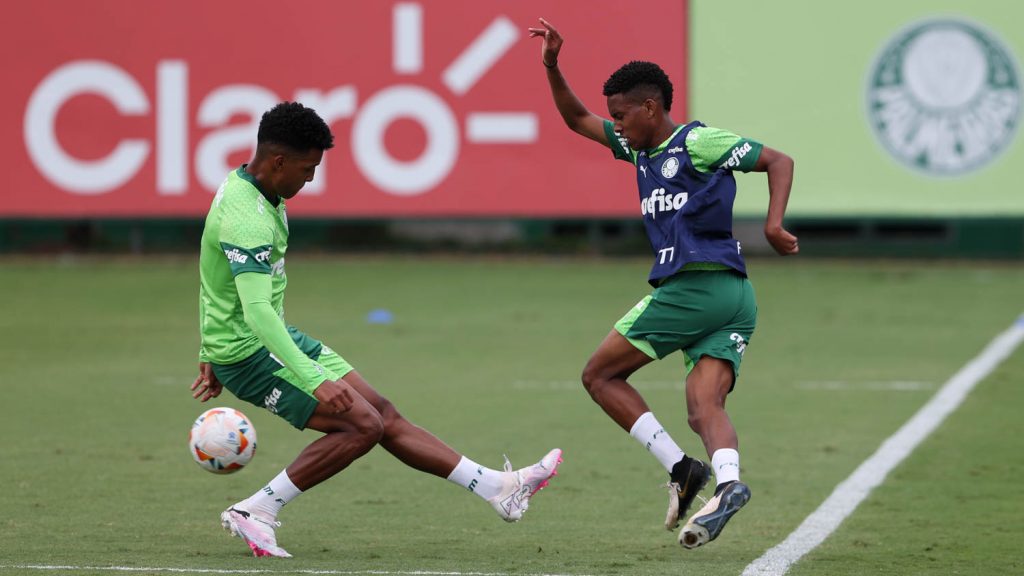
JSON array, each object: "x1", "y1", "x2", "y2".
[
  {"x1": 528, "y1": 18, "x2": 609, "y2": 146},
  {"x1": 751, "y1": 146, "x2": 799, "y2": 255}
]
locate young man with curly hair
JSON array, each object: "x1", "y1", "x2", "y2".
[
  {"x1": 530, "y1": 19, "x2": 798, "y2": 549},
  {"x1": 191, "y1": 101, "x2": 561, "y2": 558}
]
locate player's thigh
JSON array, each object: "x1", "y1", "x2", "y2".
[
  {"x1": 305, "y1": 388, "x2": 383, "y2": 434},
  {"x1": 584, "y1": 329, "x2": 654, "y2": 381},
  {"x1": 684, "y1": 276, "x2": 757, "y2": 388}
]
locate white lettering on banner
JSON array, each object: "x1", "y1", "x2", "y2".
[
  {"x1": 352, "y1": 85, "x2": 458, "y2": 195},
  {"x1": 22, "y1": 3, "x2": 537, "y2": 199},
  {"x1": 24, "y1": 60, "x2": 150, "y2": 194}
]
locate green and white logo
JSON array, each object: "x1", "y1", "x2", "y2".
[{"x1": 867, "y1": 18, "x2": 1020, "y2": 177}]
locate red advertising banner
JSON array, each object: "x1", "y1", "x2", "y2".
[{"x1": 2, "y1": 1, "x2": 686, "y2": 217}]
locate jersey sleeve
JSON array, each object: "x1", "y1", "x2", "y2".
[
  {"x1": 235, "y1": 272, "x2": 328, "y2": 395},
  {"x1": 603, "y1": 120, "x2": 638, "y2": 165},
  {"x1": 685, "y1": 126, "x2": 763, "y2": 173}
]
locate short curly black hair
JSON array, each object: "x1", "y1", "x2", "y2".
[
  {"x1": 257, "y1": 101, "x2": 335, "y2": 152},
  {"x1": 602, "y1": 61, "x2": 674, "y2": 112}
]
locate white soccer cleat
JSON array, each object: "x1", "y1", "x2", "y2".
[
  {"x1": 489, "y1": 448, "x2": 563, "y2": 522},
  {"x1": 221, "y1": 507, "x2": 293, "y2": 558}
]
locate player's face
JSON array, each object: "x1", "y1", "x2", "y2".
[
  {"x1": 274, "y1": 148, "x2": 324, "y2": 199},
  {"x1": 607, "y1": 93, "x2": 655, "y2": 149}
]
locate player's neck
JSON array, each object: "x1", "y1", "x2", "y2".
[
  {"x1": 243, "y1": 162, "x2": 282, "y2": 206},
  {"x1": 651, "y1": 118, "x2": 678, "y2": 148}
]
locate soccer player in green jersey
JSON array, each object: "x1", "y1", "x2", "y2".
[
  {"x1": 530, "y1": 19, "x2": 798, "y2": 548},
  {"x1": 191, "y1": 102, "x2": 561, "y2": 558}
]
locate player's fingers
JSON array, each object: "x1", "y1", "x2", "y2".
[
  {"x1": 190, "y1": 375, "x2": 204, "y2": 391},
  {"x1": 192, "y1": 383, "x2": 207, "y2": 399},
  {"x1": 335, "y1": 388, "x2": 356, "y2": 413}
]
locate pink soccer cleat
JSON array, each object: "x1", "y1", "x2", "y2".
[{"x1": 489, "y1": 448, "x2": 563, "y2": 522}]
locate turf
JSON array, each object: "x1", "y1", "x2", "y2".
[{"x1": 0, "y1": 256, "x2": 1021, "y2": 576}]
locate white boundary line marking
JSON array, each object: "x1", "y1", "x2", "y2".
[
  {"x1": 742, "y1": 314, "x2": 1024, "y2": 576},
  {"x1": 0, "y1": 565, "x2": 590, "y2": 576}
]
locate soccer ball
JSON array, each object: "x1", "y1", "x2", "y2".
[{"x1": 188, "y1": 407, "x2": 257, "y2": 474}]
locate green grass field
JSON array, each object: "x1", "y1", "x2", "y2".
[{"x1": 1, "y1": 256, "x2": 1022, "y2": 576}]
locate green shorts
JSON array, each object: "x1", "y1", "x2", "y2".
[
  {"x1": 614, "y1": 270, "x2": 757, "y2": 385},
  {"x1": 211, "y1": 327, "x2": 355, "y2": 430}
]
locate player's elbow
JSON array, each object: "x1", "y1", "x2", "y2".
[{"x1": 764, "y1": 148, "x2": 794, "y2": 172}]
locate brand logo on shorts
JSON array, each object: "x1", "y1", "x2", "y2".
[
  {"x1": 264, "y1": 387, "x2": 283, "y2": 414},
  {"x1": 867, "y1": 18, "x2": 1020, "y2": 176},
  {"x1": 730, "y1": 333, "x2": 748, "y2": 355}
]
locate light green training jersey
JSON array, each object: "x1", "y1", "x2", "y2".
[{"x1": 198, "y1": 166, "x2": 325, "y2": 394}]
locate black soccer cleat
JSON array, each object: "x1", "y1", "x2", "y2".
[
  {"x1": 679, "y1": 480, "x2": 751, "y2": 549},
  {"x1": 664, "y1": 455, "x2": 711, "y2": 530}
]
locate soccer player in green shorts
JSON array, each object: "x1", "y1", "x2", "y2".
[
  {"x1": 530, "y1": 19, "x2": 798, "y2": 548},
  {"x1": 191, "y1": 102, "x2": 561, "y2": 558}
]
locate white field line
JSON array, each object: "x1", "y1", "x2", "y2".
[
  {"x1": 742, "y1": 314, "x2": 1024, "y2": 576},
  {"x1": 0, "y1": 565, "x2": 591, "y2": 576}
]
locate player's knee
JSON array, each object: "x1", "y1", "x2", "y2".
[
  {"x1": 580, "y1": 361, "x2": 602, "y2": 396},
  {"x1": 350, "y1": 405, "x2": 385, "y2": 446},
  {"x1": 687, "y1": 410, "x2": 704, "y2": 435},
  {"x1": 375, "y1": 397, "x2": 403, "y2": 431}
]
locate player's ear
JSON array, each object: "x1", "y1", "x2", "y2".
[
  {"x1": 644, "y1": 98, "x2": 657, "y2": 118},
  {"x1": 271, "y1": 154, "x2": 286, "y2": 170}
]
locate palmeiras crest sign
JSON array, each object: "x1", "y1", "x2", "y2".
[{"x1": 867, "y1": 18, "x2": 1020, "y2": 177}]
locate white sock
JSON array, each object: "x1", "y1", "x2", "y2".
[
  {"x1": 240, "y1": 469, "x2": 303, "y2": 520},
  {"x1": 711, "y1": 448, "x2": 740, "y2": 486},
  {"x1": 446, "y1": 456, "x2": 506, "y2": 500},
  {"x1": 629, "y1": 411, "x2": 685, "y2": 472}
]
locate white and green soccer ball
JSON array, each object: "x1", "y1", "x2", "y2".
[{"x1": 189, "y1": 407, "x2": 257, "y2": 474}]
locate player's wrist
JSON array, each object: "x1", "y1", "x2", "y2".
[{"x1": 543, "y1": 58, "x2": 558, "y2": 69}]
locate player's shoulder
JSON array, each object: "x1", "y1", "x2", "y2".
[
  {"x1": 216, "y1": 170, "x2": 271, "y2": 217},
  {"x1": 687, "y1": 124, "x2": 741, "y2": 143}
]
